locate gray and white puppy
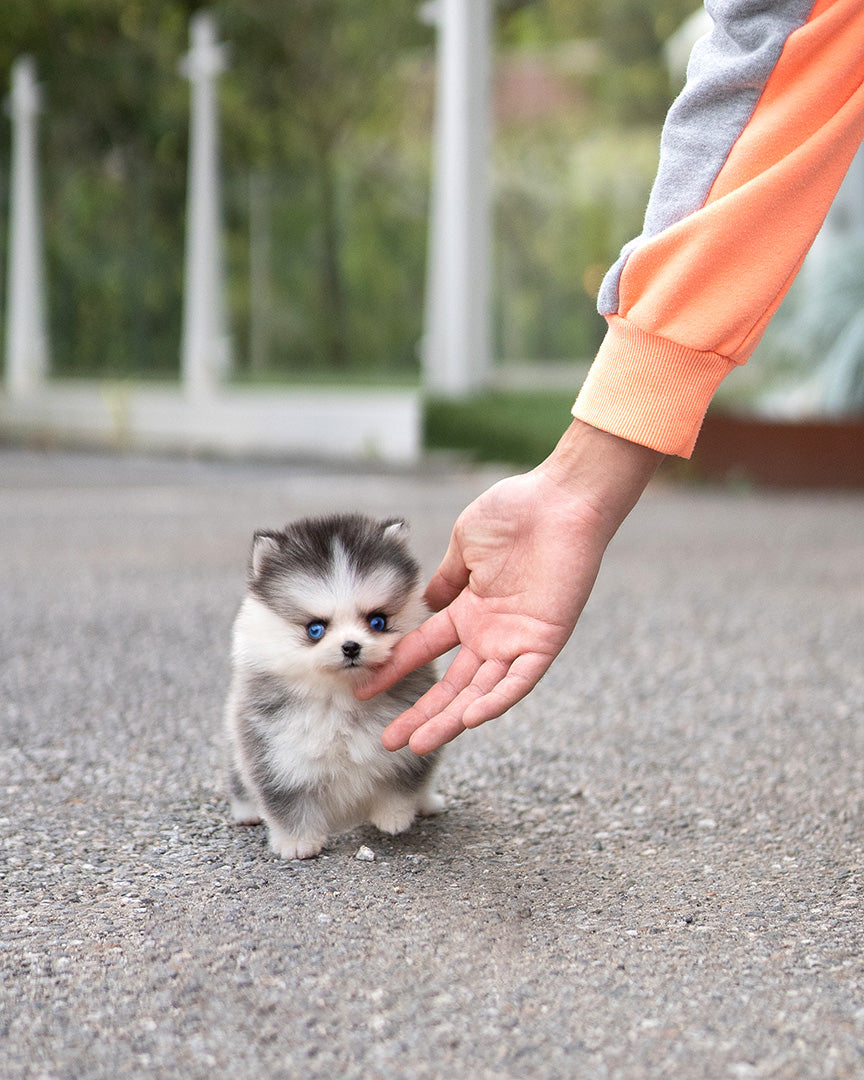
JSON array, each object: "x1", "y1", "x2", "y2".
[{"x1": 225, "y1": 513, "x2": 443, "y2": 860}]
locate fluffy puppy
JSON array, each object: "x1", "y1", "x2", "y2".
[{"x1": 225, "y1": 513, "x2": 443, "y2": 859}]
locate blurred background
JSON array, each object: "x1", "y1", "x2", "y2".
[
  {"x1": 0, "y1": 2, "x2": 693, "y2": 375},
  {"x1": 1, "y1": 0, "x2": 862, "y2": 473}
]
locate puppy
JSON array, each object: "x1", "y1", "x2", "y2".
[{"x1": 225, "y1": 513, "x2": 443, "y2": 859}]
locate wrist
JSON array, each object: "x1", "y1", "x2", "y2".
[{"x1": 536, "y1": 419, "x2": 664, "y2": 539}]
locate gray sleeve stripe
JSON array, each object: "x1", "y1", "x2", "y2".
[{"x1": 598, "y1": 0, "x2": 819, "y2": 316}]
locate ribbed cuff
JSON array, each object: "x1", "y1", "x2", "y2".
[{"x1": 572, "y1": 317, "x2": 737, "y2": 458}]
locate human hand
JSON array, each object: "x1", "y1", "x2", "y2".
[{"x1": 355, "y1": 421, "x2": 662, "y2": 755}]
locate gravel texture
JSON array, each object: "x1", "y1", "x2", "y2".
[{"x1": 1, "y1": 447, "x2": 863, "y2": 1080}]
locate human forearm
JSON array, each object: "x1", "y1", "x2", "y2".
[{"x1": 536, "y1": 419, "x2": 664, "y2": 547}]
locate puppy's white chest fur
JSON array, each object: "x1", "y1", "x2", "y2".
[{"x1": 257, "y1": 686, "x2": 398, "y2": 788}]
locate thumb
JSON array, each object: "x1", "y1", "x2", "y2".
[{"x1": 423, "y1": 534, "x2": 470, "y2": 612}]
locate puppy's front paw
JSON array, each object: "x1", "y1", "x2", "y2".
[
  {"x1": 418, "y1": 790, "x2": 447, "y2": 816},
  {"x1": 268, "y1": 828, "x2": 327, "y2": 860},
  {"x1": 368, "y1": 794, "x2": 417, "y2": 836},
  {"x1": 231, "y1": 796, "x2": 263, "y2": 826}
]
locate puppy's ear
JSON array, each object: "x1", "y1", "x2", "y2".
[
  {"x1": 250, "y1": 531, "x2": 282, "y2": 578},
  {"x1": 382, "y1": 519, "x2": 408, "y2": 543}
]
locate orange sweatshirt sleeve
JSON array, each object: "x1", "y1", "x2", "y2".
[{"x1": 572, "y1": 0, "x2": 864, "y2": 456}]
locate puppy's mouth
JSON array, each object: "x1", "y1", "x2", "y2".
[
  {"x1": 338, "y1": 654, "x2": 389, "y2": 676},
  {"x1": 333, "y1": 655, "x2": 369, "y2": 674},
  {"x1": 331, "y1": 642, "x2": 389, "y2": 674}
]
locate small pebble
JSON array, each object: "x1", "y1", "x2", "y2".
[{"x1": 355, "y1": 846, "x2": 376, "y2": 862}]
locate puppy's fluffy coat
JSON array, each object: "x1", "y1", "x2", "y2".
[{"x1": 225, "y1": 513, "x2": 443, "y2": 860}]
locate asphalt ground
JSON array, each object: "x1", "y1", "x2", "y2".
[{"x1": 1, "y1": 447, "x2": 863, "y2": 1080}]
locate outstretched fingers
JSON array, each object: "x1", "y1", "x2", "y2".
[
  {"x1": 460, "y1": 651, "x2": 554, "y2": 729},
  {"x1": 381, "y1": 646, "x2": 485, "y2": 752},
  {"x1": 389, "y1": 650, "x2": 557, "y2": 757}
]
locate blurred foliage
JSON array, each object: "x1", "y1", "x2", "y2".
[
  {"x1": 500, "y1": 0, "x2": 699, "y2": 121},
  {"x1": 425, "y1": 389, "x2": 579, "y2": 467},
  {"x1": 0, "y1": 0, "x2": 699, "y2": 380},
  {"x1": 751, "y1": 235, "x2": 864, "y2": 416}
]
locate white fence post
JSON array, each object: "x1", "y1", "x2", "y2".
[
  {"x1": 421, "y1": 0, "x2": 493, "y2": 397},
  {"x1": 179, "y1": 11, "x2": 230, "y2": 400},
  {"x1": 4, "y1": 56, "x2": 49, "y2": 401}
]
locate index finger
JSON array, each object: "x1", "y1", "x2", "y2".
[{"x1": 354, "y1": 606, "x2": 460, "y2": 700}]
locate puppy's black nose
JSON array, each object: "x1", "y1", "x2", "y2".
[{"x1": 342, "y1": 641, "x2": 361, "y2": 660}]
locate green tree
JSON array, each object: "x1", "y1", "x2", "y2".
[
  {"x1": 219, "y1": 0, "x2": 431, "y2": 371},
  {"x1": 0, "y1": 0, "x2": 700, "y2": 381},
  {"x1": 1, "y1": 0, "x2": 205, "y2": 376}
]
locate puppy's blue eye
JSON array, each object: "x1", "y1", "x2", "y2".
[
  {"x1": 368, "y1": 614, "x2": 387, "y2": 633},
  {"x1": 306, "y1": 621, "x2": 326, "y2": 641}
]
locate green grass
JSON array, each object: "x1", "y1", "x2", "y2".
[
  {"x1": 229, "y1": 369, "x2": 422, "y2": 390},
  {"x1": 424, "y1": 390, "x2": 577, "y2": 468}
]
